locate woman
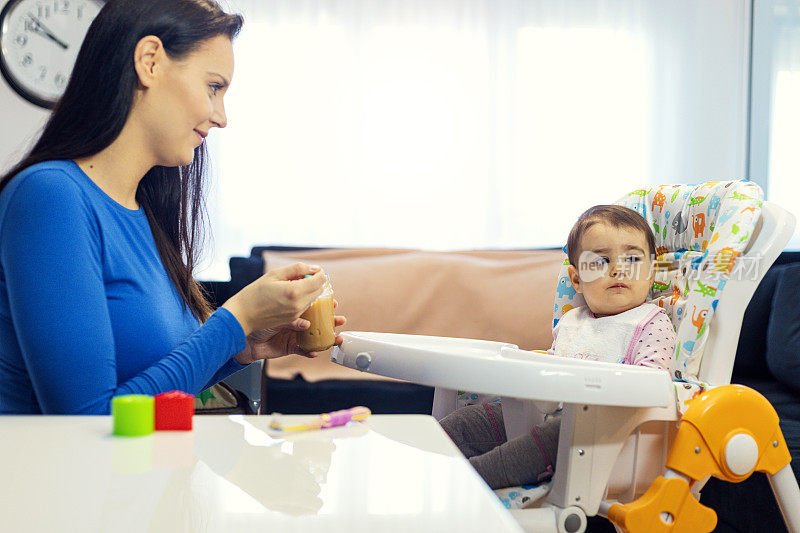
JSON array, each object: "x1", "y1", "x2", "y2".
[{"x1": 0, "y1": 0, "x2": 344, "y2": 414}]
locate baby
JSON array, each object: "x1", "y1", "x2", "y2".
[{"x1": 440, "y1": 205, "x2": 675, "y2": 489}]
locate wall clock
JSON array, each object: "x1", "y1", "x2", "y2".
[{"x1": 0, "y1": 0, "x2": 104, "y2": 108}]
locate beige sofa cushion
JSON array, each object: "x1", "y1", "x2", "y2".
[{"x1": 263, "y1": 248, "x2": 565, "y2": 381}]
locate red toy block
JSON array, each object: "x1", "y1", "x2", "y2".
[{"x1": 154, "y1": 390, "x2": 194, "y2": 431}]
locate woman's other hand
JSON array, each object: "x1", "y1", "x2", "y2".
[
  {"x1": 222, "y1": 263, "x2": 327, "y2": 336},
  {"x1": 234, "y1": 299, "x2": 347, "y2": 364}
]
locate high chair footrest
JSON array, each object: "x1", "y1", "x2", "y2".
[{"x1": 608, "y1": 476, "x2": 717, "y2": 533}]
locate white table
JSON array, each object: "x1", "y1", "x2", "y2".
[{"x1": 0, "y1": 414, "x2": 523, "y2": 533}]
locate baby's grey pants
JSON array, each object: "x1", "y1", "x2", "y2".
[{"x1": 439, "y1": 401, "x2": 560, "y2": 490}]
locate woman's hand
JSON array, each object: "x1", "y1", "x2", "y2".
[
  {"x1": 234, "y1": 300, "x2": 347, "y2": 365},
  {"x1": 222, "y1": 263, "x2": 327, "y2": 336}
]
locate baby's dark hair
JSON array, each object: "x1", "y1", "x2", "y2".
[{"x1": 566, "y1": 205, "x2": 656, "y2": 267}]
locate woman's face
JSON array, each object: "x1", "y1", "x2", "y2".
[{"x1": 137, "y1": 35, "x2": 234, "y2": 167}]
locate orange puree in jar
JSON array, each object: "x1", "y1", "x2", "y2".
[{"x1": 297, "y1": 294, "x2": 335, "y2": 352}]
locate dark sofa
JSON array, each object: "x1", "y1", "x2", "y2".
[
  {"x1": 699, "y1": 252, "x2": 800, "y2": 533},
  {"x1": 202, "y1": 248, "x2": 800, "y2": 532},
  {"x1": 202, "y1": 246, "x2": 435, "y2": 415}
]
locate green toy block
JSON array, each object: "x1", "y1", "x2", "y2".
[{"x1": 112, "y1": 395, "x2": 155, "y2": 437}]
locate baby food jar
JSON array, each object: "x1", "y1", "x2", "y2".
[{"x1": 297, "y1": 276, "x2": 336, "y2": 352}]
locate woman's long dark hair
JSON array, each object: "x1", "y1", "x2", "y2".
[{"x1": 0, "y1": 0, "x2": 243, "y2": 321}]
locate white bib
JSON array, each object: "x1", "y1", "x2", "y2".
[{"x1": 553, "y1": 303, "x2": 662, "y2": 364}]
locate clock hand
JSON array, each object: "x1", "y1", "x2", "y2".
[{"x1": 26, "y1": 13, "x2": 68, "y2": 50}]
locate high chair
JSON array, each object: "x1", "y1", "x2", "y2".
[{"x1": 331, "y1": 181, "x2": 800, "y2": 533}]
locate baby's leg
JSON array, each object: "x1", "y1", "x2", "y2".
[
  {"x1": 469, "y1": 416, "x2": 560, "y2": 489},
  {"x1": 439, "y1": 402, "x2": 507, "y2": 458}
]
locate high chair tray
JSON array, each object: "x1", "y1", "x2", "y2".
[{"x1": 332, "y1": 332, "x2": 675, "y2": 408}]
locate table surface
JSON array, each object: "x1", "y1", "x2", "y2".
[{"x1": 0, "y1": 414, "x2": 523, "y2": 533}]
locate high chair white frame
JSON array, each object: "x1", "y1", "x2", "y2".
[{"x1": 331, "y1": 201, "x2": 800, "y2": 533}]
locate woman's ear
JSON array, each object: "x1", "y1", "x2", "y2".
[
  {"x1": 567, "y1": 264, "x2": 582, "y2": 294},
  {"x1": 133, "y1": 35, "x2": 166, "y2": 88}
]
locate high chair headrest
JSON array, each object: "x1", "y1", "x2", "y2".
[{"x1": 552, "y1": 180, "x2": 763, "y2": 383}]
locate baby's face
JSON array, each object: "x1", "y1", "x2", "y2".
[{"x1": 568, "y1": 222, "x2": 653, "y2": 317}]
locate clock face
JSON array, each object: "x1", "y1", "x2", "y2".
[{"x1": 0, "y1": 0, "x2": 104, "y2": 108}]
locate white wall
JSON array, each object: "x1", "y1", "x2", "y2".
[{"x1": 0, "y1": 80, "x2": 50, "y2": 174}]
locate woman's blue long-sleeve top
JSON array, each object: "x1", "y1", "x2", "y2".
[{"x1": 0, "y1": 160, "x2": 247, "y2": 414}]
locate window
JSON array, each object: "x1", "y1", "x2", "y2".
[
  {"x1": 751, "y1": 0, "x2": 800, "y2": 250},
  {"x1": 201, "y1": 1, "x2": 750, "y2": 279}
]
